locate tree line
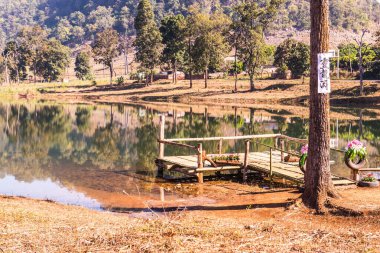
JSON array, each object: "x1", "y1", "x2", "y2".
[
  {"x1": 1, "y1": 0, "x2": 379, "y2": 47},
  {"x1": 1, "y1": 0, "x2": 380, "y2": 89}
]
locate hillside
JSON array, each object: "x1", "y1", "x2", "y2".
[{"x1": 0, "y1": 0, "x2": 379, "y2": 47}]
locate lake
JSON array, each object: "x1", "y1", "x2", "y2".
[{"x1": 0, "y1": 101, "x2": 379, "y2": 210}]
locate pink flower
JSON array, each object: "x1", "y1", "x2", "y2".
[
  {"x1": 300, "y1": 144, "x2": 308, "y2": 155},
  {"x1": 347, "y1": 140, "x2": 364, "y2": 150}
]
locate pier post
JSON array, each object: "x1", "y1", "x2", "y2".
[
  {"x1": 197, "y1": 143, "x2": 204, "y2": 183},
  {"x1": 243, "y1": 140, "x2": 250, "y2": 183},
  {"x1": 269, "y1": 147, "x2": 273, "y2": 182},
  {"x1": 280, "y1": 139, "x2": 285, "y2": 162},
  {"x1": 159, "y1": 115, "x2": 165, "y2": 159},
  {"x1": 218, "y1": 139, "x2": 223, "y2": 154}
]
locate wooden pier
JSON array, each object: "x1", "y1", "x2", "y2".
[{"x1": 156, "y1": 115, "x2": 355, "y2": 186}]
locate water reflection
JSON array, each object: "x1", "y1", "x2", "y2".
[
  {"x1": 0, "y1": 102, "x2": 379, "y2": 209},
  {"x1": 0, "y1": 175, "x2": 102, "y2": 210}
]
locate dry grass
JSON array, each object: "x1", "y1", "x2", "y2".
[{"x1": 1, "y1": 195, "x2": 380, "y2": 252}]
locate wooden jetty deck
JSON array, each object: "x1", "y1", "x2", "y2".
[
  {"x1": 157, "y1": 151, "x2": 354, "y2": 186},
  {"x1": 156, "y1": 115, "x2": 355, "y2": 186}
]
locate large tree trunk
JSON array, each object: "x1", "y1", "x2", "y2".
[{"x1": 302, "y1": 0, "x2": 338, "y2": 213}]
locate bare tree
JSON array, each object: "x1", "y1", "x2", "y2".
[
  {"x1": 354, "y1": 29, "x2": 369, "y2": 96},
  {"x1": 302, "y1": 0, "x2": 339, "y2": 213}
]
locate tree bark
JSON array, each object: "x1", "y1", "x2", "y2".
[
  {"x1": 359, "y1": 46, "x2": 364, "y2": 96},
  {"x1": 189, "y1": 70, "x2": 193, "y2": 89},
  {"x1": 124, "y1": 51, "x2": 129, "y2": 75},
  {"x1": 234, "y1": 46, "x2": 238, "y2": 92},
  {"x1": 204, "y1": 68, "x2": 208, "y2": 89},
  {"x1": 302, "y1": 0, "x2": 338, "y2": 213},
  {"x1": 249, "y1": 72, "x2": 255, "y2": 91},
  {"x1": 150, "y1": 69, "x2": 154, "y2": 84},
  {"x1": 174, "y1": 60, "x2": 177, "y2": 84},
  {"x1": 109, "y1": 63, "x2": 113, "y2": 85}
]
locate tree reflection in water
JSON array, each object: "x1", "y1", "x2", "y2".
[{"x1": 0, "y1": 102, "x2": 379, "y2": 191}]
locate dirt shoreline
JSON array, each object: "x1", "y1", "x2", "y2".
[
  {"x1": 3, "y1": 78, "x2": 380, "y2": 108},
  {"x1": 2, "y1": 183, "x2": 380, "y2": 252}
]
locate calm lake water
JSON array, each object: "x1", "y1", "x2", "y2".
[{"x1": 0, "y1": 101, "x2": 379, "y2": 210}]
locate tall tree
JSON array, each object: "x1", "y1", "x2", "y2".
[
  {"x1": 354, "y1": 29, "x2": 369, "y2": 96},
  {"x1": 274, "y1": 39, "x2": 310, "y2": 78},
  {"x1": 191, "y1": 11, "x2": 230, "y2": 88},
  {"x1": 17, "y1": 26, "x2": 49, "y2": 83},
  {"x1": 160, "y1": 14, "x2": 186, "y2": 84},
  {"x1": 3, "y1": 41, "x2": 21, "y2": 83},
  {"x1": 75, "y1": 51, "x2": 92, "y2": 80},
  {"x1": 116, "y1": 6, "x2": 135, "y2": 75},
  {"x1": 232, "y1": 0, "x2": 281, "y2": 91},
  {"x1": 134, "y1": 0, "x2": 162, "y2": 85},
  {"x1": 35, "y1": 39, "x2": 70, "y2": 81},
  {"x1": 92, "y1": 29, "x2": 120, "y2": 84},
  {"x1": 302, "y1": 0, "x2": 338, "y2": 212}
]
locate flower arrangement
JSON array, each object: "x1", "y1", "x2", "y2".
[
  {"x1": 358, "y1": 173, "x2": 379, "y2": 187},
  {"x1": 212, "y1": 154, "x2": 240, "y2": 162},
  {"x1": 361, "y1": 173, "x2": 377, "y2": 182},
  {"x1": 345, "y1": 140, "x2": 367, "y2": 162},
  {"x1": 299, "y1": 144, "x2": 308, "y2": 169}
]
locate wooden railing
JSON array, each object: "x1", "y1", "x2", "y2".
[
  {"x1": 158, "y1": 115, "x2": 374, "y2": 182},
  {"x1": 158, "y1": 115, "x2": 308, "y2": 182}
]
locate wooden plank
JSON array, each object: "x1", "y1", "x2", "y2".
[{"x1": 165, "y1": 133, "x2": 281, "y2": 142}]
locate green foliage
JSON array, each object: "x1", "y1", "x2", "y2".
[
  {"x1": 74, "y1": 51, "x2": 92, "y2": 80},
  {"x1": 361, "y1": 175, "x2": 377, "y2": 182},
  {"x1": 191, "y1": 12, "x2": 230, "y2": 74},
  {"x1": 134, "y1": 0, "x2": 162, "y2": 80},
  {"x1": 232, "y1": 0, "x2": 281, "y2": 90},
  {"x1": 337, "y1": 43, "x2": 379, "y2": 78},
  {"x1": 35, "y1": 39, "x2": 70, "y2": 81},
  {"x1": 0, "y1": 0, "x2": 379, "y2": 45},
  {"x1": 274, "y1": 38, "x2": 310, "y2": 78},
  {"x1": 160, "y1": 14, "x2": 186, "y2": 73},
  {"x1": 229, "y1": 61, "x2": 244, "y2": 75},
  {"x1": 87, "y1": 6, "x2": 116, "y2": 34},
  {"x1": 345, "y1": 147, "x2": 367, "y2": 162},
  {"x1": 299, "y1": 154, "x2": 307, "y2": 168},
  {"x1": 116, "y1": 76, "x2": 125, "y2": 85},
  {"x1": 212, "y1": 154, "x2": 240, "y2": 162}
]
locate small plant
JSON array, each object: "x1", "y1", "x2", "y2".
[
  {"x1": 212, "y1": 154, "x2": 240, "y2": 162},
  {"x1": 91, "y1": 80, "x2": 97, "y2": 86},
  {"x1": 361, "y1": 174, "x2": 377, "y2": 182},
  {"x1": 299, "y1": 144, "x2": 308, "y2": 168},
  {"x1": 116, "y1": 76, "x2": 125, "y2": 85},
  {"x1": 345, "y1": 140, "x2": 367, "y2": 162}
]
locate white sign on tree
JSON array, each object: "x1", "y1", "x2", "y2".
[{"x1": 318, "y1": 53, "x2": 331, "y2": 94}]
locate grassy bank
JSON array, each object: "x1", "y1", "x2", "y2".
[{"x1": 1, "y1": 194, "x2": 380, "y2": 252}]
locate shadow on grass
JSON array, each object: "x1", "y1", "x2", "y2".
[{"x1": 109, "y1": 201, "x2": 293, "y2": 213}]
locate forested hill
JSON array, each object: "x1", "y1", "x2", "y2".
[{"x1": 1, "y1": 0, "x2": 379, "y2": 46}]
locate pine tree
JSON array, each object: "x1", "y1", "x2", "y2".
[
  {"x1": 160, "y1": 14, "x2": 186, "y2": 84},
  {"x1": 134, "y1": 0, "x2": 162, "y2": 85}
]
